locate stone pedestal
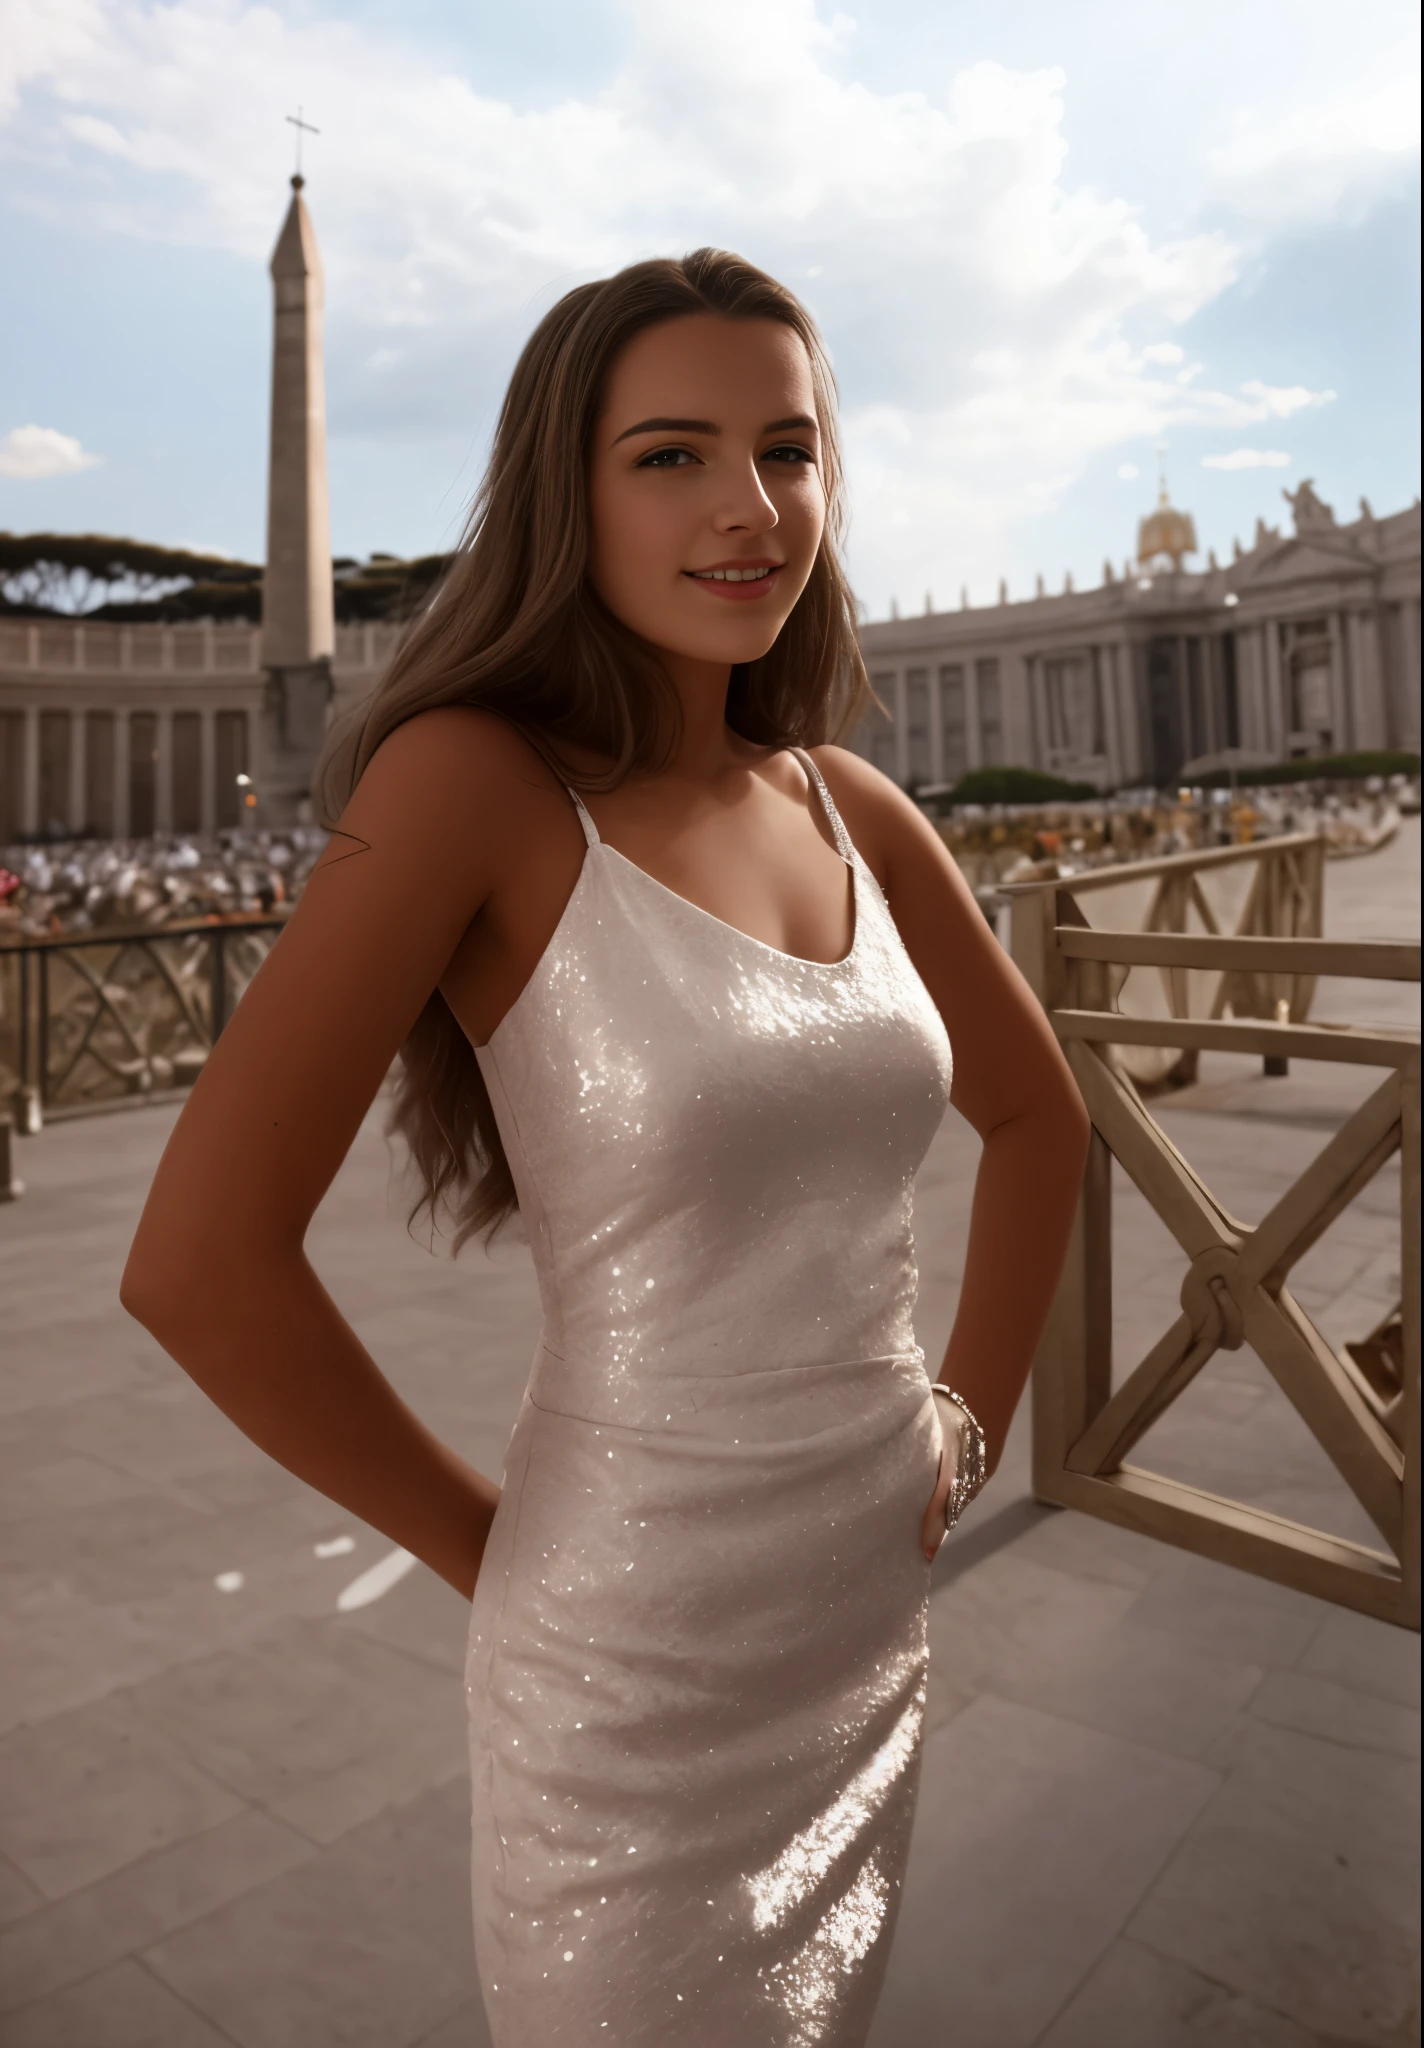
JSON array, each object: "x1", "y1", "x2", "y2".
[{"x1": 258, "y1": 659, "x2": 333, "y2": 825}]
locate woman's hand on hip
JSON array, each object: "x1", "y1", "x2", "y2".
[{"x1": 920, "y1": 1445, "x2": 955, "y2": 1563}]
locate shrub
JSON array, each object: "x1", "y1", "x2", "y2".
[
  {"x1": 940, "y1": 766, "x2": 1101, "y2": 807},
  {"x1": 1191, "y1": 750, "x2": 1420, "y2": 790}
]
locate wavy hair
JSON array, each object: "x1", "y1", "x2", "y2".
[{"x1": 316, "y1": 247, "x2": 869, "y2": 1248}]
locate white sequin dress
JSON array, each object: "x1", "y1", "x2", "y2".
[{"x1": 466, "y1": 751, "x2": 953, "y2": 2046}]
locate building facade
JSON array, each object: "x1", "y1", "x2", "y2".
[
  {"x1": 0, "y1": 621, "x2": 398, "y2": 842},
  {"x1": 848, "y1": 485, "x2": 1421, "y2": 791},
  {"x1": 3, "y1": 178, "x2": 1419, "y2": 850}
]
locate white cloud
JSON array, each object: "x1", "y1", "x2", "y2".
[
  {"x1": 0, "y1": 0, "x2": 99, "y2": 120},
  {"x1": 1202, "y1": 449, "x2": 1292, "y2": 471},
  {"x1": 0, "y1": 424, "x2": 103, "y2": 479},
  {"x1": 1117, "y1": 463, "x2": 1140, "y2": 480},
  {"x1": 1209, "y1": 72, "x2": 1420, "y2": 226},
  {"x1": 1238, "y1": 380, "x2": 1336, "y2": 419},
  {"x1": 0, "y1": 0, "x2": 1368, "y2": 606}
]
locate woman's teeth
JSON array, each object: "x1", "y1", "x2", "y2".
[{"x1": 691, "y1": 566, "x2": 774, "y2": 582}]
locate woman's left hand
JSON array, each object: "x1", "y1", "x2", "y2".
[{"x1": 920, "y1": 1443, "x2": 955, "y2": 1563}]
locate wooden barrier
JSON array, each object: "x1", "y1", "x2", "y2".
[
  {"x1": 0, "y1": 917, "x2": 284, "y2": 1124},
  {"x1": 1026, "y1": 830, "x2": 1329, "y2": 1089},
  {"x1": 1010, "y1": 840, "x2": 1420, "y2": 1630}
]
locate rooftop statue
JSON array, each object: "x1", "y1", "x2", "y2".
[{"x1": 1283, "y1": 478, "x2": 1337, "y2": 534}]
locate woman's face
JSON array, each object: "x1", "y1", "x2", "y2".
[{"x1": 586, "y1": 313, "x2": 827, "y2": 674}]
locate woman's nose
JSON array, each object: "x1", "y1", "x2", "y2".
[{"x1": 712, "y1": 461, "x2": 779, "y2": 534}]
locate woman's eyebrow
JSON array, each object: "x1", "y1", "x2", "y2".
[
  {"x1": 609, "y1": 412, "x2": 820, "y2": 446},
  {"x1": 612, "y1": 416, "x2": 718, "y2": 444}
]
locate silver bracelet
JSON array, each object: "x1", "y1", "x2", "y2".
[{"x1": 930, "y1": 1384, "x2": 989, "y2": 1531}]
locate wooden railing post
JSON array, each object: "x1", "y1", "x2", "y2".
[
  {"x1": 1007, "y1": 850, "x2": 1420, "y2": 1631},
  {"x1": 1402, "y1": 1050, "x2": 1421, "y2": 1620}
]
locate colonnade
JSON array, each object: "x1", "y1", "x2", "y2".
[
  {"x1": 0, "y1": 703, "x2": 255, "y2": 844},
  {"x1": 852, "y1": 591, "x2": 1420, "y2": 796},
  {"x1": 861, "y1": 656, "x2": 1009, "y2": 790}
]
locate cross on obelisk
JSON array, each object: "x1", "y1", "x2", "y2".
[{"x1": 285, "y1": 106, "x2": 320, "y2": 186}]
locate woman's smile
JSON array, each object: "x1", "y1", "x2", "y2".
[{"x1": 684, "y1": 558, "x2": 784, "y2": 600}]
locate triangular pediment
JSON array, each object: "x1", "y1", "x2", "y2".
[{"x1": 1236, "y1": 533, "x2": 1376, "y2": 590}]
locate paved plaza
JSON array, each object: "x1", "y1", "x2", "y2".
[{"x1": 0, "y1": 822, "x2": 1418, "y2": 2047}]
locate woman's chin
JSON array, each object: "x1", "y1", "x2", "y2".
[{"x1": 642, "y1": 613, "x2": 792, "y2": 671}]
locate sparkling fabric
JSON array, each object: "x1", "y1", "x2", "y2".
[{"x1": 466, "y1": 752, "x2": 953, "y2": 2046}]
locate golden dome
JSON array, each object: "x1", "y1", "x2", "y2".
[{"x1": 1137, "y1": 486, "x2": 1198, "y2": 570}]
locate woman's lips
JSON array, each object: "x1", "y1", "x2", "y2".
[{"x1": 684, "y1": 563, "x2": 784, "y2": 602}]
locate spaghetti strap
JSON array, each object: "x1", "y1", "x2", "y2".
[
  {"x1": 791, "y1": 747, "x2": 856, "y2": 864},
  {"x1": 565, "y1": 786, "x2": 601, "y2": 849}
]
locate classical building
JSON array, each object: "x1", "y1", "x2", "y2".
[
  {"x1": 847, "y1": 481, "x2": 1421, "y2": 791},
  {"x1": 0, "y1": 618, "x2": 398, "y2": 841},
  {"x1": 0, "y1": 174, "x2": 355, "y2": 843},
  {"x1": 2, "y1": 171, "x2": 1419, "y2": 842}
]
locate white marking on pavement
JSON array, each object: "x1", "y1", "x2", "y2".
[
  {"x1": 314, "y1": 1535, "x2": 357, "y2": 1559},
  {"x1": 336, "y1": 1547, "x2": 417, "y2": 1611},
  {"x1": 214, "y1": 1571, "x2": 245, "y2": 1592}
]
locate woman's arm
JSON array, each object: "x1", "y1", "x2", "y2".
[
  {"x1": 121, "y1": 709, "x2": 529, "y2": 1598},
  {"x1": 815, "y1": 749, "x2": 1091, "y2": 1518}
]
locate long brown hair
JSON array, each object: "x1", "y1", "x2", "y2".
[{"x1": 316, "y1": 247, "x2": 869, "y2": 1249}]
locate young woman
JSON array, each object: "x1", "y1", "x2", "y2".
[{"x1": 123, "y1": 249, "x2": 1088, "y2": 2047}]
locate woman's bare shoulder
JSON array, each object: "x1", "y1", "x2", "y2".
[
  {"x1": 334, "y1": 707, "x2": 571, "y2": 878},
  {"x1": 361, "y1": 705, "x2": 555, "y2": 799}
]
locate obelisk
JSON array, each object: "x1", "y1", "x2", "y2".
[{"x1": 258, "y1": 171, "x2": 334, "y2": 824}]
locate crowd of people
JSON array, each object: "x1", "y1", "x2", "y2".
[
  {"x1": 0, "y1": 829, "x2": 328, "y2": 938},
  {"x1": 939, "y1": 776, "x2": 1412, "y2": 907},
  {"x1": 0, "y1": 778, "x2": 1412, "y2": 941}
]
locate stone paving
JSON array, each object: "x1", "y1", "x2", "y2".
[{"x1": 0, "y1": 822, "x2": 1418, "y2": 2047}]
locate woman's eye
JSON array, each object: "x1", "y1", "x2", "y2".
[
  {"x1": 636, "y1": 447, "x2": 698, "y2": 469},
  {"x1": 763, "y1": 444, "x2": 815, "y2": 465}
]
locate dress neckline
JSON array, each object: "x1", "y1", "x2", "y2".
[
  {"x1": 598, "y1": 841, "x2": 861, "y2": 972},
  {"x1": 479, "y1": 750, "x2": 864, "y2": 1054},
  {"x1": 566, "y1": 744, "x2": 860, "y2": 971}
]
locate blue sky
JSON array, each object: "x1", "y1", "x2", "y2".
[{"x1": 1, "y1": 0, "x2": 1418, "y2": 618}]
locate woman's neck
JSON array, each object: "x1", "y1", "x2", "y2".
[{"x1": 655, "y1": 650, "x2": 751, "y2": 782}]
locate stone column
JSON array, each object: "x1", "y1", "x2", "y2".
[
  {"x1": 1331, "y1": 613, "x2": 1352, "y2": 751},
  {"x1": 1262, "y1": 621, "x2": 1286, "y2": 755},
  {"x1": 1352, "y1": 610, "x2": 1388, "y2": 750},
  {"x1": 891, "y1": 672, "x2": 909, "y2": 787},
  {"x1": 1398, "y1": 599, "x2": 1421, "y2": 750},
  {"x1": 200, "y1": 707, "x2": 217, "y2": 834},
  {"x1": 21, "y1": 707, "x2": 39, "y2": 838},
  {"x1": 114, "y1": 708, "x2": 130, "y2": 837},
  {"x1": 69, "y1": 710, "x2": 86, "y2": 833},
  {"x1": 155, "y1": 708, "x2": 174, "y2": 835},
  {"x1": 964, "y1": 659, "x2": 982, "y2": 771},
  {"x1": 928, "y1": 667, "x2": 944, "y2": 786},
  {"x1": 1106, "y1": 639, "x2": 1132, "y2": 781},
  {"x1": 1028, "y1": 654, "x2": 1047, "y2": 768},
  {"x1": 1236, "y1": 628, "x2": 1261, "y2": 753},
  {"x1": 1099, "y1": 644, "x2": 1121, "y2": 785}
]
